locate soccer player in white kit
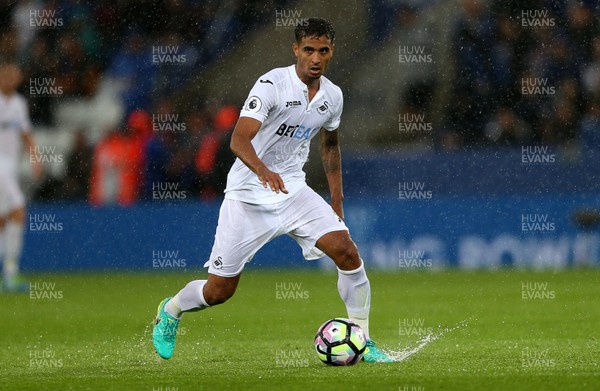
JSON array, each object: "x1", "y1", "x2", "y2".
[
  {"x1": 153, "y1": 18, "x2": 393, "y2": 362},
  {"x1": 0, "y1": 61, "x2": 41, "y2": 292}
]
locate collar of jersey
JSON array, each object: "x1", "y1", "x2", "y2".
[
  {"x1": 287, "y1": 64, "x2": 327, "y2": 106},
  {"x1": 288, "y1": 65, "x2": 309, "y2": 92}
]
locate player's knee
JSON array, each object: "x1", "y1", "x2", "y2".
[{"x1": 332, "y1": 241, "x2": 361, "y2": 271}]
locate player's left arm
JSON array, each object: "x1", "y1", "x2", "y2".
[
  {"x1": 22, "y1": 131, "x2": 42, "y2": 179},
  {"x1": 320, "y1": 128, "x2": 344, "y2": 220}
]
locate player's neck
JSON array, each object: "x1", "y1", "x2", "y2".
[
  {"x1": 301, "y1": 78, "x2": 320, "y2": 102},
  {"x1": 294, "y1": 66, "x2": 320, "y2": 91},
  {"x1": 303, "y1": 77, "x2": 320, "y2": 90}
]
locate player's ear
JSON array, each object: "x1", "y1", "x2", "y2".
[{"x1": 292, "y1": 42, "x2": 299, "y2": 58}]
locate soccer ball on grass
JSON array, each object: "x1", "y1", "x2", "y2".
[{"x1": 314, "y1": 318, "x2": 367, "y2": 365}]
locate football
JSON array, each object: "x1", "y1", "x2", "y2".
[{"x1": 314, "y1": 318, "x2": 367, "y2": 366}]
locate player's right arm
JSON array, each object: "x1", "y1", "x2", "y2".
[{"x1": 230, "y1": 117, "x2": 288, "y2": 194}]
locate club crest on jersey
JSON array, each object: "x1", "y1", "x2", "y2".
[
  {"x1": 285, "y1": 100, "x2": 301, "y2": 108},
  {"x1": 275, "y1": 123, "x2": 315, "y2": 140},
  {"x1": 213, "y1": 256, "x2": 223, "y2": 269},
  {"x1": 317, "y1": 100, "x2": 329, "y2": 115},
  {"x1": 244, "y1": 96, "x2": 262, "y2": 113}
]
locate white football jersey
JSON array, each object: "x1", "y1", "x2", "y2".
[
  {"x1": 225, "y1": 64, "x2": 343, "y2": 204},
  {"x1": 0, "y1": 91, "x2": 31, "y2": 172}
]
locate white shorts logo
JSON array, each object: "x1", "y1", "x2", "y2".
[
  {"x1": 213, "y1": 256, "x2": 223, "y2": 269},
  {"x1": 245, "y1": 96, "x2": 262, "y2": 113}
]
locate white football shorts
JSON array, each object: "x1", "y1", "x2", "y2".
[
  {"x1": 0, "y1": 167, "x2": 25, "y2": 215},
  {"x1": 204, "y1": 185, "x2": 348, "y2": 277}
]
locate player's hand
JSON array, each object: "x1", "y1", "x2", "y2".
[{"x1": 257, "y1": 166, "x2": 288, "y2": 194}]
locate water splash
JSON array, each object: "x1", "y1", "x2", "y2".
[{"x1": 384, "y1": 319, "x2": 470, "y2": 362}]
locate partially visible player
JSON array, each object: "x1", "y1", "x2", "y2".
[
  {"x1": 152, "y1": 18, "x2": 394, "y2": 362},
  {"x1": 0, "y1": 60, "x2": 41, "y2": 292}
]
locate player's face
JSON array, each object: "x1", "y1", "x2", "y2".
[
  {"x1": 293, "y1": 35, "x2": 334, "y2": 83},
  {"x1": 0, "y1": 65, "x2": 23, "y2": 92}
]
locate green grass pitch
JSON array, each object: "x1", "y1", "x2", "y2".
[{"x1": 1, "y1": 269, "x2": 599, "y2": 390}]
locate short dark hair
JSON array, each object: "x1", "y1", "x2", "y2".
[{"x1": 294, "y1": 18, "x2": 335, "y2": 43}]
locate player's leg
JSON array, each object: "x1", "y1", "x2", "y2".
[
  {"x1": 165, "y1": 198, "x2": 268, "y2": 318},
  {"x1": 316, "y1": 229, "x2": 393, "y2": 362},
  {"x1": 282, "y1": 186, "x2": 368, "y2": 332},
  {"x1": 0, "y1": 170, "x2": 27, "y2": 292},
  {"x1": 286, "y1": 186, "x2": 393, "y2": 362},
  {"x1": 315, "y1": 230, "x2": 370, "y2": 337},
  {"x1": 152, "y1": 272, "x2": 241, "y2": 360},
  {"x1": 3, "y1": 207, "x2": 26, "y2": 284},
  {"x1": 153, "y1": 198, "x2": 277, "y2": 359},
  {"x1": 165, "y1": 272, "x2": 241, "y2": 317}
]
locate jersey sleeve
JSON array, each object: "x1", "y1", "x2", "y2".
[
  {"x1": 321, "y1": 91, "x2": 343, "y2": 131},
  {"x1": 239, "y1": 76, "x2": 277, "y2": 123}
]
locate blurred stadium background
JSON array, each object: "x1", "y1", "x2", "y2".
[{"x1": 1, "y1": 0, "x2": 599, "y2": 272}]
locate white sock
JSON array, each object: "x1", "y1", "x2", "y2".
[
  {"x1": 337, "y1": 260, "x2": 371, "y2": 340},
  {"x1": 4, "y1": 221, "x2": 24, "y2": 283},
  {"x1": 166, "y1": 280, "x2": 210, "y2": 318}
]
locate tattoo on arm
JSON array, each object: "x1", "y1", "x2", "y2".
[
  {"x1": 321, "y1": 130, "x2": 341, "y2": 173},
  {"x1": 322, "y1": 153, "x2": 340, "y2": 173}
]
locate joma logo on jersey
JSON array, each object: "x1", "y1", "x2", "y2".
[
  {"x1": 285, "y1": 100, "x2": 301, "y2": 108},
  {"x1": 275, "y1": 123, "x2": 316, "y2": 140}
]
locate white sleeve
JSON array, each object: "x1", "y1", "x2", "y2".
[
  {"x1": 322, "y1": 93, "x2": 343, "y2": 131},
  {"x1": 239, "y1": 77, "x2": 277, "y2": 123}
]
